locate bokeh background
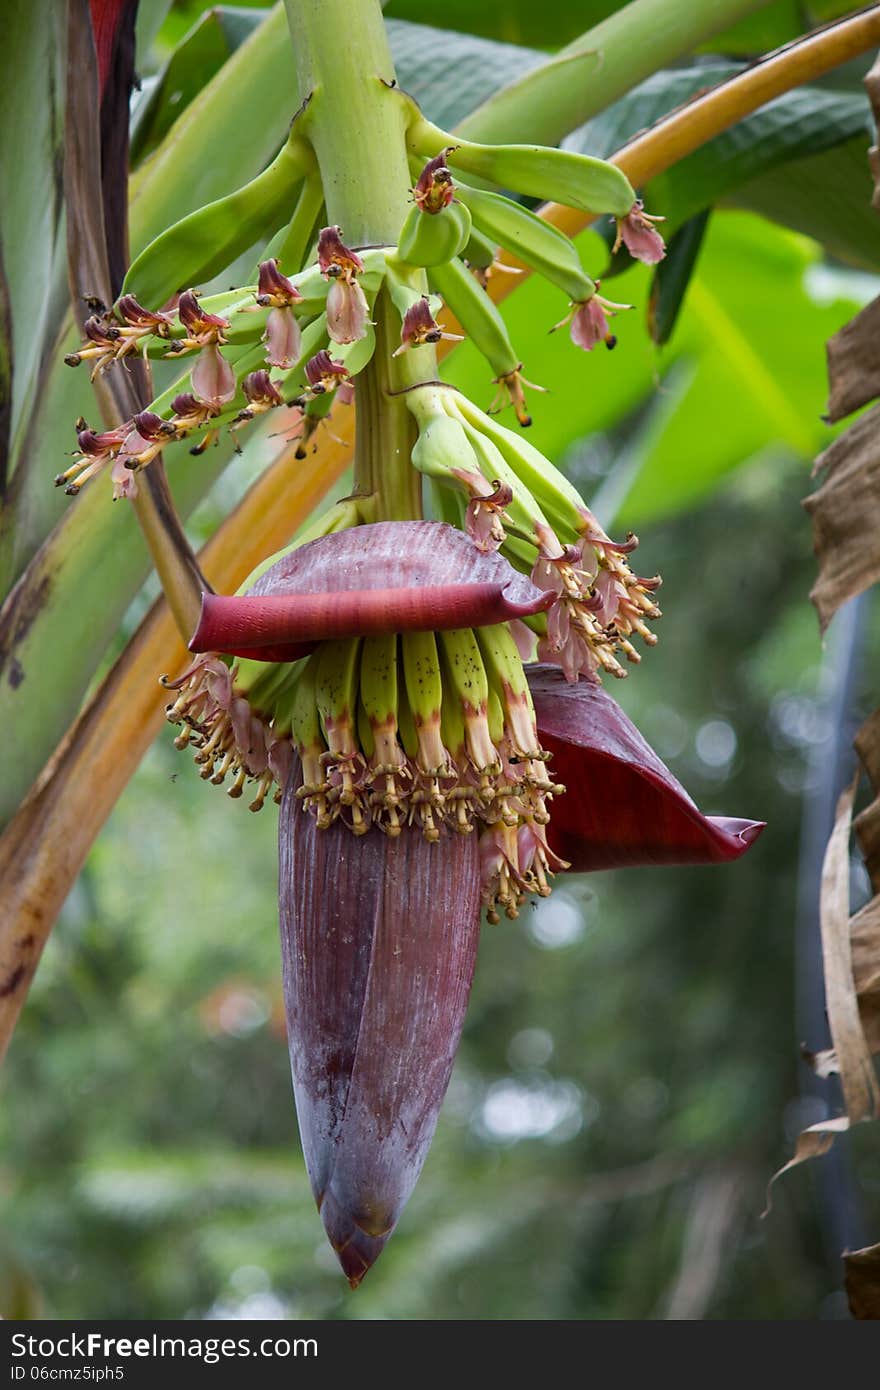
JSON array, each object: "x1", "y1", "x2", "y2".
[{"x1": 2, "y1": 0, "x2": 879, "y2": 1319}]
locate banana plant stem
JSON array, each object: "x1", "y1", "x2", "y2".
[{"x1": 283, "y1": 0, "x2": 437, "y2": 518}]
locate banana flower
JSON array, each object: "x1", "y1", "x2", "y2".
[{"x1": 176, "y1": 521, "x2": 763, "y2": 1286}]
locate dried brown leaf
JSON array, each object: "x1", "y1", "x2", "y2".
[
  {"x1": 854, "y1": 709, "x2": 880, "y2": 893},
  {"x1": 765, "y1": 1117, "x2": 852, "y2": 1215},
  {"x1": 851, "y1": 896, "x2": 880, "y2": 1056},
  {"x1": 845, "y1": 1240, "x2": 880, "y2": 1319},
  {"x1": 768, "y1": 780, "x2": 880, "y2": 1205},
  {"x1": 820, "y1": 776, "x2": 880, "y2": 1121},
  {"x1": 803, "y1": 402, "x2": 880, "y2": 631},
  {"x1": 825, "y1": 296, "x2": 880, "y2": 424}
]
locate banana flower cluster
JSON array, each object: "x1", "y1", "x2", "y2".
[{"x1": 164, "y1": 521, "x2": 762, "y2": 1286}]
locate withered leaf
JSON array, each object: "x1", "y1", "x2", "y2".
[
  {"x1": 825, "y1": 296, "x2": 880, "y2": 424},
  {"x1": 845, "y1": 1240, "x2": 880, "y2": 1319},
  {"x1": 851, "y1": 896, "x2": 880, "y2": 1056},
  {"x1": 765, "y1": 1117, "x2": 851, "y2": 1215},
  {"x1": 819, "y1": 777, "x2": 880, "y2": 1123},
  {"x1": 803, "y1": 402, "x2": 880, "y2": 631},
  {"x1": 768, "y1": 779, "x2": 880, "y2": 1204},
  {"x1": 855, "y1": 708, "x2": 880, "y2": 893}
]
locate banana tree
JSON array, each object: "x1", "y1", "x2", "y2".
[{"x1": 2, "y1": 0, "x2": 879, "y2": 1296}]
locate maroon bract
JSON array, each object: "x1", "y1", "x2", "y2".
[
  {"x1": 189, "y1": 521, "x2": 554, "y2": 661},
  {"x1": 279, "y1": 781, "x2": 481, "y2": 1288},
  {"x1": 527, "y1": 664, "x2": 764, "y2": 870}
]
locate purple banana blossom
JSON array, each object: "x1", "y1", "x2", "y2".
[
  {"x1": 187, "y1": 521, "x2": 762, "y2": 1287},
  {"x1": 280, "y1": 786, "x2": 481, "y2": 1287}
]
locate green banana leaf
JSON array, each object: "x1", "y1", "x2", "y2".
[
  {"x1": 382, "y1": 0, "x2": 835, "y2": 52},
  {"x1": 0, "y1": 2, "x2": 70, "y2": 591},
  {"x1": 132, "y1": 7, "x2": 273, "y2": 161},
  {"x1": 569, "y1": 59, "x2": 878, "y2": 268}
]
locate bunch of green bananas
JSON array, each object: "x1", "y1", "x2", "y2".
[
  {"x1": 164, "y1": 617, "x2": 558, "y2": 922},
  {"x1": 59, "y1": 91, "x2": 662, "y2": 497}
]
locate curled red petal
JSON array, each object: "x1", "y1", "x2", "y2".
[
  {"x1": 189, "y1": 522, "x2": 553, "y2": 657},
  {"x1": 279, "y1": 764, "x2": 481, "y2": 1287},
  {"x1": 527, "y1": 664, "x2": 764, "y2": 870}
]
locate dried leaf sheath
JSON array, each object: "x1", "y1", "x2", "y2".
[{"x1": 278, "y1": 761, "x2": 481, "y2": 1287}]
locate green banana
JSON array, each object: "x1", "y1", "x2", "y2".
[
  {"x1": 428, "y1": 477, "x2": 466, "y2": 530},
  {"x1": 436, "y1": 628, "x2": 498, "y2": 776},
  {"x1": 455, "y1": 181, "x2": 596, "y2": 305},
  {"x1": 314, "y1": 637, "x2": 366, "y2": 830},
  {"x1": 397, "y1": 198, "x2": 472, "y2": 268},
  {"x1": 269, "y1": 660, "x2": 309, "y2": 739},
  {"x1": 395, "y1": 661, "x2": 420, "y2": 764},
  {"x1": 262, "y1": 173, "x2": 325, "y2": 278},
  {"x1": 409, "y1": 117, "x2": 636, "y2": 218},
  {"x1": 486, "y1": 683, "x2": 505, "y2": 750},
  {"x1": 409, "y1": 395, "x2": 479, "y2": 485},
  {"x1": 234, "y1": 656, "x2": 297, "y2": 715},
  {"x1": 384, "y1": 260, "x2": 443, "y2": 330},
  {"x1": 289, "y1": 656, "x2": 328, "y2": 812},
  {"x1": 455, "y1": 410, "x2": 554, "y2": 550},
  {"x1": 401, "y1": 630, "x2": 446, "y2": 774},
  {"x1": 359, "y1": 633, "x2": 399, "y2": 751},
  {"x1": 360, "y1": 633, "x2": 407, "y2": 832},
  {"x1": 475, "y1": 623, "x2": 542, "y2": 760},
  {"x1": 451, "y1": 394, "x2": 586, "y2": 544},
  {"x1": 357, "y1": 694, "x2": 375, "y2": 762},
  {"x1": 461, "y1": 224, "x2": 496, "y2": 277},
  {"x1": 428, "y1": 256, "x2": 520, "y2": 381},
  {"x1": 333, "y1": 322, "x2": 377, "y2": 380},
  {"x1": 123, "y1": 131, "x2": 314, "y2": 307},
  {"x1": 408, "y1": 387, "x2": 555, "y2": 551}
]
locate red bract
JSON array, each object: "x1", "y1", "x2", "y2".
[
  {"x1": 527, "y1": 664, "x2": 764, "y2": 870},
  {"x1": 279, "y1": 777, "x2": 481, "y2": 1288},
  {"x1": 189, "y1": 521, "x2": 554, "y2": 661}
]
